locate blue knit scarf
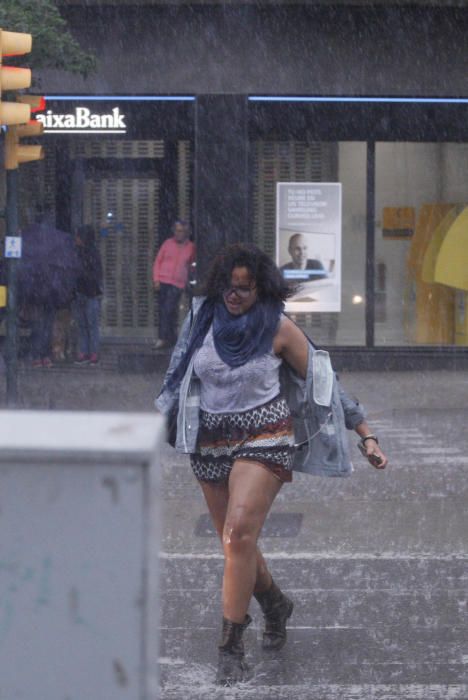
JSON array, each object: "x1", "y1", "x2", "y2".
[{"x1": 166, "y1": 297, "x2": 283, "y2": 392}]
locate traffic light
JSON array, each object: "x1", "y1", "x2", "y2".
[
  {"x1": 5, "y1": 95, "x2": 44, "y2": 169},
  {"x1": 1, "y1": 31, "x2": 44, "y2": 167},
  {"x1": 0, "y1": 29, "x2": 32, "y2": 126},
  {"x1": 1, "y1": 30, "x2": 45, "y2": 406}
]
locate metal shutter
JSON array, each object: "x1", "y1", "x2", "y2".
[
  {"x1": 79, "y1": 139, "x2": 191, "y2": 337},
  {"x1": 83, "y1": 174, "x2": 160, "y2": 336}
]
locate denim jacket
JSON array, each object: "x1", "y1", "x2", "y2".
[{"x1": 155, "y1": 297, "x2": 365, "y2": 477}]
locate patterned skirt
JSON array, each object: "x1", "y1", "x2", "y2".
[{"x1": 190, "y1": 395, "x2": 295, "y2": 484}]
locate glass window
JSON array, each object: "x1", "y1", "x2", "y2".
[
  {"x1": 252, "y1": 140, "x2": 367, "y2": 346},
  {"x1": 375, "y1": 142, "x2": 468, "y2": 346}
]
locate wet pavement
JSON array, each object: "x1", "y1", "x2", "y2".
[{"x1": 1, "y1": 362, "x2": 468, "y2": 699}]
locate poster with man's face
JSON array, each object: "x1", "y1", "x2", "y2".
[{"x1": 276, "y1": 183, "x2": 342, "y2": 312}]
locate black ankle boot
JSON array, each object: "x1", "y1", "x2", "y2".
[
  {"x1": 254, "y1": 580, "x2": 294, "y2": 651},
  {"x1": 216, "y1": 614, "x2": 252, "y2": 686}
]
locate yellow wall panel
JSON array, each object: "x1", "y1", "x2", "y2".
[
  {"x1": 421, "y1": 206, "x2": 460, "y2": 283},
  {"x1": 435, "y1": 206, "x2": 468, "y2": 291},
  {"x1": 407, "y1": 203, "x2": 455, "y2": 279}
]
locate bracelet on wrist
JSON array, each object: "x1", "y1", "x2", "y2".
[{"x1": 361, "y1": 434, "x2": 379, "y2": 445}]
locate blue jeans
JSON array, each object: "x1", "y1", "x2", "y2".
[
  {"x1": 73, "y1": 294, "x2": 101, "y2": 356},
  {"x1": 158, "y1": 283, "x2": 182, "y2": 345},
  {"x1": 30, "y1": 305, "x2": 55, "y2": 360}
]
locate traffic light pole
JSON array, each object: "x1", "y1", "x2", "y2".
[
  {"x1": 5, "y1": 168, "x2": 18, "y2": 406},
  {"x1": 1, "y1": 30, "x2": 44, "y2": 405}
]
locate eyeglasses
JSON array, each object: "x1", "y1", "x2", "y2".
[{"x1": 223, "y1": 285, "x2": 256, "y2": 300}]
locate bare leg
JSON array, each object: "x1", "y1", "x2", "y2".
[
  {"x1": 222, "y1": 460, "x2": 282, "y2": 623},
  {"x1": 199, "y1": 477, "x2": 276, "y2": 595}
]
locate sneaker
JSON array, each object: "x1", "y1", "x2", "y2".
[
  {"x1": 88, "y1": 353, "x2": 99, "y2": 365},
  {"x1": 74, "y1": 353, "x2": 89, "y2": 365},
  {"x1": 42, "y1": 357, "x2": 54, "y2": 368},
  {"x1": 154, "y1": 339, "x2": 168, "y2": 349}
]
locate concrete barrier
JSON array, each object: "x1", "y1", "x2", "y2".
[{"x1": 0, "y1": 410, "x2": 164, "y2": 700}]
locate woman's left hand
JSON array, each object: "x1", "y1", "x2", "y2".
[{"x1": 364, "y1": 439, "x2": 388, "y2": 470}]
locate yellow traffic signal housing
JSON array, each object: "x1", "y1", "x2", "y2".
[
  {"x1": 0, "y1": 28, "x2": 32, "y2": 126},
  {"x1": 0, "y1": 286, "x2": 7, "y2": 308},
  {"x1": 17, "y1": 94, "x2": 45, "y2": 112},
  {"x1": 5, "y1": 120, "x2": 44, "y2": 170},
  {"x1": 11, "y1": 94, "x2": 46, "y2": 166}
]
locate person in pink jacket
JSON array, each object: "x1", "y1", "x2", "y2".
[{"x1": 153, "y1": 220, "x2": 196, "y2": 348}]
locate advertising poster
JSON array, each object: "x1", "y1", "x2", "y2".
[{"x1": 276, "y1": 182, "x2": 342, "y2": 313}]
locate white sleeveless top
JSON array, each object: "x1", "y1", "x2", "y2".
[{"x1": 193, "y1": 326, "x2": 282, "y2": 413}]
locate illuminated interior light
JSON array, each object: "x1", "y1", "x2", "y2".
[
  {"x1": 44, "y1": 95, "x2": 196, "y2": 101},
  {"x1": 248, "y1": 96, "x2": 468, "y2": 104}
]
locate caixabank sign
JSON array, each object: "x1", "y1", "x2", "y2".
[
  {"x1": 36, "y1": 105, "x2": 127, "y2": 134},
  {"x1": 32, "y1": 95, "x2": 195, "y2": 140}
]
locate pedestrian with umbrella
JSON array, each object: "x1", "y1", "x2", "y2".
[{"x1": 17, "y1": 206, "x2": 81, "y2": 368}]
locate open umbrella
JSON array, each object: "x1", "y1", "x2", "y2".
[{"x1": 17, "y1": 223, "x2": 82, "y2": 309}]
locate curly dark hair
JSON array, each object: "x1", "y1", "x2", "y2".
[{"x1": 199, "y1": 243, "x2": 292, "y2": 302}]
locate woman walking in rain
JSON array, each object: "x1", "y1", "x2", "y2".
[{"x1": 156, "y1": 243, "x2": 387, "y2": 686}]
